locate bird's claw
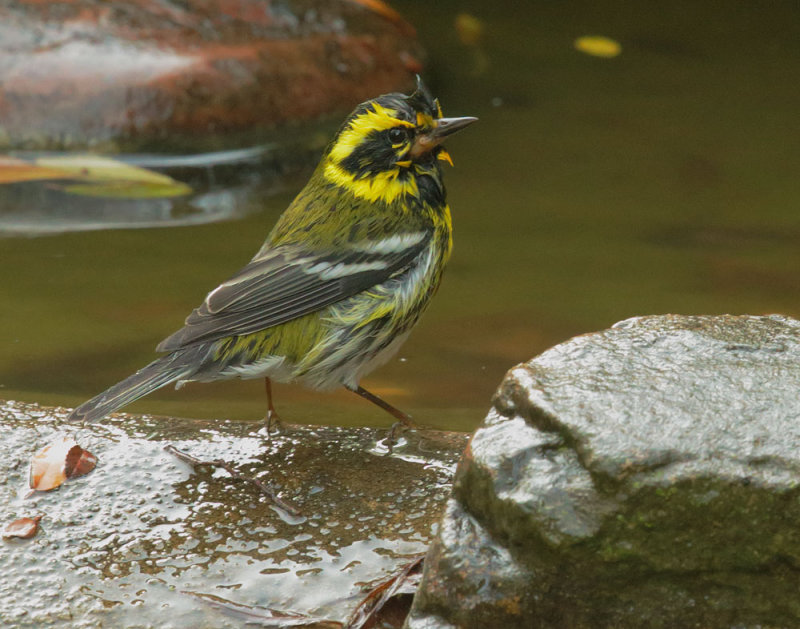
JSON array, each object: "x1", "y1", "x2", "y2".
[{"x1": 262, "y1": 409, "x2": 283, "y2": 438}]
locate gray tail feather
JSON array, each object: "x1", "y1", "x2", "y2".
[{"x1": 68, "y1": 355, "x2": 193, "y2": 423}]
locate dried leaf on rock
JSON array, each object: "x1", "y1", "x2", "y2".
[
  {"x1": 345, "y1": 554, "x2": 425, "y2": 629},
  {"x1": 29, "y1": 436, "x2": 97, "y2": 491},
  {"x1": 3, "y1": 515, "x2": 43, "y2": 539},
  {"x1": 64, "y1": 442, "x2": 97, "y2": 480}
]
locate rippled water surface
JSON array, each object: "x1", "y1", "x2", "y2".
[{"x1": 2, "y1": 0, "x2": 799, "y2": 432}]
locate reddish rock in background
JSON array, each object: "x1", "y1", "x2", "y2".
[{"x1": 0, "y1": 0, "x2": 424, "y2": 151}]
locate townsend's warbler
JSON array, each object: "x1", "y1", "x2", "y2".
[{"x1": 69, "y1": 77, "x2": 476, "y2": 427}]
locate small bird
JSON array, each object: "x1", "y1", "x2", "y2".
[{"x1": 69, "y1": 77, "x2": 476, "y2": 429}]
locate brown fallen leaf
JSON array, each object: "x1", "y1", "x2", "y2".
[
  {"x1": 30, "y1": 436, "x2": 97, "y2": 491},
  {"x1": 345, "y1": 554, "x2": 425, "y2": 629},
  {"x1": 3, "y1": 515, "x2": 43, "y2": 539},
  {"x1": 65, "y1": 443, "x2": 97, "y2": 480}
]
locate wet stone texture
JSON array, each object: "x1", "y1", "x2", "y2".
[
  {"x1": 0, "y1": 400, "x2": 466, "y2": 628},
  {"x1": 0, "y1": 0, "x2": 423, "y2": 151},
  {"x1": 407, "y1": 314, "x2": 800, "y2": 629}
]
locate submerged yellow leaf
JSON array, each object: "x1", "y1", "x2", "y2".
[
  {"x1": 455, "y1": 13, "x2": 484, "y2": 47},
  {"x1": 574, "y1": 35, "x2": 622, "y2": 58},
  {"x1": 35, "y1": 155, "x2": 177, "y2": 185},
  {"x1": 0, "y1": 153, "x2": 192, "y2": 199},
  {"x1": 63, "y1": 180, "x2": 192, "y2": 199},
  {"x1": 25, "y1": 155, "x2": 192, "y2": 198}
]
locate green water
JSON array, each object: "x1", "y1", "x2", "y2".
[{"x1": 2, "y1": 1, "x2": 800, "y2": 432}]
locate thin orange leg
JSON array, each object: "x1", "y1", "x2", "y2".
[
  {"x1": 264, "y1": 377, "x2": 282, "y2": 434},
  {"x1": 345, "y1": 384, "x2": 417, "y2": 449}
]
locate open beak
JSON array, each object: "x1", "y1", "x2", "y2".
[{"x1": 409, "y1": 116, "x2": 478, "y2": 161}]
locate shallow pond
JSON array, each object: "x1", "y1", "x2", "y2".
[{"x1": 2, "y1": 0, "x2": 799, "y2": 433}]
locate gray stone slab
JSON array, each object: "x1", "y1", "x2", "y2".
[{"x1": 0, "y1": 400, "x2": 466, "y2": 627}]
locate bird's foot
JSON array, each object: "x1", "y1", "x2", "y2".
[
  {"x1": 384, "y1": 420, "x2": 414, "y2": 454},
  {"x1": 261, "y1": 408, "x2": 283, "y2": 438}
]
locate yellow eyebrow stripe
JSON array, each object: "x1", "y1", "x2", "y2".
[{"x1": 330, "y1": 103, "x2": 415, "y2": 162}]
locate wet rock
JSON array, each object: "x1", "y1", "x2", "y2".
[
  {"x1": 0, "y1": 399, "x2": 466, "y2": 627},
  {"x1": 0, "y1": 0, "x2": 423, "y2": 152},
  {"x1": 407, "y1": 314, "x2": 800, "y2": 628}
]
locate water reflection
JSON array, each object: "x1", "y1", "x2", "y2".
[
  {"x1": 2, "y1": 0, "x2": 800, "y2": 432},
  {"x1": 0, "y1": 145, "x2": 317, "y2": 235}
]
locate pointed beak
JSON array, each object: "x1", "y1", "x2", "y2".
[
  {"x1": 409, "y1": 116, "x2": 478, "y2": 159},
  {"x1": 430, "y1": 116, "x2": 479, "y2": 141}
]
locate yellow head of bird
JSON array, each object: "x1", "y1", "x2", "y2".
[{"x1": 323, "y1": 77, "x2": 477, "y2": 204}]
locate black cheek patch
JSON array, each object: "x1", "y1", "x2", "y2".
[{"x1": 339, "y1": 132, "x2": 399, "y2": 178}]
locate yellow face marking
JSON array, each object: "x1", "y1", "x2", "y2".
[
  {"x1": 437, "y1": 149, "x2": 454, "y2": 166},
  {"x1": 416, "y1": 111, "x2": 435, "y2": 128},
  {"x1": 329, "y1": 103, "x2": 415, "y2": 163},
  {"x1": 324, "y1": 161, "x2": 419, "y2": 204},
  {"x1": 434, "y1": 98, "x2": 443, "y2": 118}
]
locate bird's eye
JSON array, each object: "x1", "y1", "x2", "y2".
[{"x1": 388, "y1": 127, "x2": 408, "y2": 144}]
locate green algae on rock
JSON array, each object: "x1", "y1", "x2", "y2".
[{"x1": 408, "y1": 315, "x2": 800, "y2": 628}]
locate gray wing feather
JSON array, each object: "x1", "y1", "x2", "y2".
[{"x1": 156, "y1": 233, "x2": 430, "y2": 352}]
